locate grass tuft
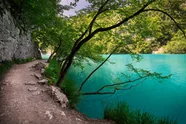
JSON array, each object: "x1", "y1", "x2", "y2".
[{"x1": 104, "y1": 102, "x2": 177, "y2": 124}]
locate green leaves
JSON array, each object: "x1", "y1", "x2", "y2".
[
  {"x1": 104, "y1": 101, "x2": 177, "y2": 124},
  {"x1": 44, "y1": 59, "x2": 61, "y2": 84}
]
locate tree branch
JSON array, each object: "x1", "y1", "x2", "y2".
[
  {"x1": 97, "y1": 75, "x2": 149, "y2": 92},
  {"x1": 92, "y1": 0, "x2": 156, "y2": 34},
  {"x1": 89, "y1": 0, "x2": 110, "y2": 34},
  {"x1": 75, "y1": 0, "x2": 156, "y2": 51},
  {"x1": 143, "y1": 8, "x2": 186, "y2": 38},
  {"x1": 78, "y1": 45, "x2": 120, "y2": 92},
  {"x1": 82, "y1": 78, "x2": 146, "y2": 95}
]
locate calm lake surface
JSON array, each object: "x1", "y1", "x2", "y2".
[{"x1": 67, "y1": 54, "x2": 186, "y2": 124}]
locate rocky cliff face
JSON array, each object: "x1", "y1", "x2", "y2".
[{"x1": 0, "y1": 3, "x2": 41, "y2": 62}]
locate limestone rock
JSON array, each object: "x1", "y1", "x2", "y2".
[
  {"x1": 60, "y1": 111, "x2": 66, "y2": 117},
  {"x1": 38, "y1": 79, "x2": 48, "y2": 84},
  {"x1": 34, "y1": 73, "x2": 42, "y2": 79},
  {"x1": 32, "y1": 91, "x2": 41, "y2": 95},
  {"x1": 32, "y1": 62, "x2": 45, "y2": 71},
  {"x1": 0, "y1": 5, "x2": 41, "y2": 62},
  {"x1": 50, "y1": 86, "x2": 69, "y2": 108},
  {"x1": 41, "y1": 68, "x2": 45, "y2": 74},
  {"x1": 25, "y1": 81, "x2": 36, "y2": 85},
  {"x1": 76, "y1": 118, "x2": 82, "y2": 122},
  {"x1": 28, "y1": 86, "x2": 38, "y2": 92},
  {"x1": 45, "y1": 111, "x2": 53, "y2": 120}
]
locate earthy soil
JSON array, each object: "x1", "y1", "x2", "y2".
[{"x1": 0, "y1": 60, "x2": 114, "y2": 124}]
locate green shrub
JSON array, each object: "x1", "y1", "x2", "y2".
[
  {"x1": 14, "y1": 57, "x2": 33, "y2": 64},
  {"x1": 104, "y1": 102, "x2": 134, "y2": 124},
  {"x1": 44, "y1": 58, "x2": 81, "y2": 108},
  {"x1": 158, "y1": 117, "x2": 177, "y2": 124},
  {"x1": 104, "y1": 102, "x2": 177, "y2": 124},
  {"x1": 0, "y1": 61, "x2": 14, "y2": 79},
  {"x1": 164, "y1": 40, "x2": 186, "y2": 54},
  {"x1": 134, "y1": 110, "x2": 156, "y2": 124},
  {"x1": 44, "y1": 58, "x2": 61, "y2": 84},
  {"x1": 61, "y1": 77, "x2": 81, "y2": 108}
]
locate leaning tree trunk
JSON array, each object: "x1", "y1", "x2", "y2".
[
  {"x1": 47, "y1": 40, "x2": 62, "y2": 63},
  {"x1": 55, "y1": 51, "x2": 76, "y2": 87}
]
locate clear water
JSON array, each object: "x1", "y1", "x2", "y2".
[
  {"x1": 41, "y1": 54, "x2": 50, "y2": 60},
  {"x1": 67, "y1": 54, "x2": 186, "y2": 124}
]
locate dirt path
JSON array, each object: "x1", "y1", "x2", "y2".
[{"x1": 0, "y1": 60, "x2": 113, "y2": 124}]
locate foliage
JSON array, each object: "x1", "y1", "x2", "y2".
[
  {"x1": 164, "y1": 40, "x2": 186, "y2": 54},
  {"x1": 0, "y1": 61, "x2": 13, "y2": 80},
  {"x1": 71, "y1": 0, "x2": 186, "y2": 54},
  {"x1": 44, "y1": 59, "x2": 81, "y2": 108},
  {"x1": 104, "y1": 102, "x2": 134, "y2": 124},
  {"x1": 164, "y1": 31, "x2": 186, "y2": 54},
  {"x1": 44, "y1": 59, "x2": 61, "y2": 84},
  {"x1": 3, "y1": 0, "x2": 72, "y2": 30},
  {"x1": 158, "y1": 117, "x2": 177, "y2": 124},
  {"x1": 60, "y1": 77, "x2": 81, "y2": 108},
  {"x1": 104, "y1": 102, "x2": 177, "y2": 124},
  {"x1": 14, "y1": 57, "x2": 33, "y2": 64}
]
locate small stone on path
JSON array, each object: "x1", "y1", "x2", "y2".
[
  {"x1": 32, "y1": 91, "x2": 41, "y2": 95},
  {"x1": 45, "y1": 111, "x2": 53, "y2": 120},
  {"x1": 60, "y1": 111, "x2": 66, "y2": 117},
  {"x1": 34, "y1": 73, "x2": 42, "y2": 79},
  {"x1": 28, "y1": 86, "x2": 38, "y2": 92},
  {"x1": 25, "y1": 81, "x2": 36, "y2": 85},
  {"x1": 38, "y1": 79, "x2": 48, "y2": 84},
  {"x1": 2, "y1": 81, "x2": 11, "y2": 86},
  {"x1": 41, "y1": 69, "x2": 45, "y2": 74},
  {"x1": 76, "y1": 118, "x2": 82, "y2": 122}
]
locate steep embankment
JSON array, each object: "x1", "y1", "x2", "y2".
[
  {"x1": 0, "y1": 60, "x2": 113, "y2": 124},
  {"x1": 0, "y1": 1, "x2": 40, "y2": 62}
]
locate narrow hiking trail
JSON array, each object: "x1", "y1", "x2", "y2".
[{"x1": 0, "y1": 60, "x2": 113, "y2": 124}]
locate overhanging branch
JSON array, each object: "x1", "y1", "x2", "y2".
[
  {"x1": 82, "y1": 78, "x2": 147, "y2": 95},
  {"x1": 143, "y1": 8, "x2": 186, "y2": 38},
  {"x1": 89, "y1": 0, "x2": 110, "y2": 34},
  {"x1": 92, "y1": 0, "x2": 156, "y2": 34},
  {"x1": 78, "y1": 45, "x2": 120, "y2": 92},
  {"x1": 75, "y1": 0, "x2": 156, "y2": 51},
  {"x1": 97, "y1": 75, "x2": 149, "y2": 92},
  {"x1": 72, "y1": 0, "x2": 110, "y2": 50}
]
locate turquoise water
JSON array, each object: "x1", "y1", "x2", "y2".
[
  {"x1": 67, "y1": 54, "x2": 186, "y2": 124},
  {"x1": 41, "y1": 54, "x2": 50, "y2": 60}
]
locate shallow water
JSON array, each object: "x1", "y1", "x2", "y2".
[{"x1": 67, "y1": 54, "x2": 186, "y2": 124}]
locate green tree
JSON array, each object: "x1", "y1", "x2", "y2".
[
  {"x1": 55, "y1": 0, "x2": 185, "y2": 87},
  {"x1": 164, "y1": 31, "x2": 186, "y2": 53}
]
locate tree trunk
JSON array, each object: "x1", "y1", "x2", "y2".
[
  {"x1": 47, "y1": 40, "x2": 62, "y2": 63},
  {"x1": 56, "y1": 51, "x2": 75, "y2": 87},
  {"x1": 55, "y1": 0, "x2": 158, "y2": 87}
]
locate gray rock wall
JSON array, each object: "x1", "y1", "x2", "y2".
[{"x1": 0, "y1": 6, "x2": 40, "y2": 62}]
